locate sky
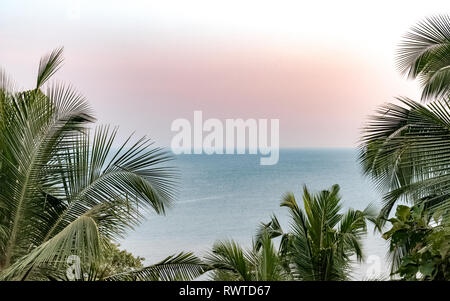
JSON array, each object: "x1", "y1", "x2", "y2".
[{"x1": 1, "y1": 0, "x2": 449, "y2": 148}]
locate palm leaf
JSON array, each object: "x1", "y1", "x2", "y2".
[
  {"x1": 359, "y1": 97, "x2": 450, "y2": 220},
  {"x1": 397, "y1": 15, "x2": 450, "y2": 101},
  {"x1": 0, "y1": 48, "x2": 178, "y2": 282},
  {"x1": 36, "y1": 47, "x2": 64, "y2": 89},
  {"x1": 103, "y1": 252, "x2": 206, "y2": 281},
  {"x1": 204, "y1": 240, "x2": 254, "y2": 281},
  {"x1": 0, "y1": 81, "x2": 93, "y2": 267}
]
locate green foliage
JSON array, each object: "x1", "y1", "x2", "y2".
[
  {"x1": 102, "y1": 252, "x2": 207, "y2": 281},
  {"x1": 0, "y1": 49, "x2": 185, "y2": 280},
  {"x1": 91, "y1": 242, "x2": 145, "y2": 278},
  {"x1": 265, "y1": 185, "x2": 376, "y2": 281},
  {"x1": 40, "y1": 242, "x2": 206, "y2": 281},
  {"x1": 207, "y1": 185, "x2": 376, "y2": 281},
  {"x1": 359, "y1": 97, "x2": 450, "y2": 222},
  {"x1": 360, "y1": 15, "x2": 450, "y2": 280},
  {"x1": 397, "y1": 15, "x2": 450, "y2": 101},
  {"x1": 382, "y1": 204, "x2": 449, "y2": 280},
  {"x1": 360, "y1": 15, "x2": 450, "y2": 222},
  {"x1": 205, "y1": 231, "x2": 291, "y2": 281}
]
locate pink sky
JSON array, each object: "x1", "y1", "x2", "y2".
[{"x1": 2, "y1": 1, "x2": 447, "y2": 147}]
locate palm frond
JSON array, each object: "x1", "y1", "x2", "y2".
[
  {"x1": 252, "y1": 231, "x2": 288, "y2": 280},
  {"x1": 0, "y1": 215, "x2": 101, "y2": 280},
  {"x1": 0, "y1": 49, "x2": 178, "y2": 282},
  {"x1": 204, "y1": 240, "x2": 253, "y2": 281},
  {"x1": 0, "y1": 82, "x2": 93, "y2": 267},
  {"x1": 338, "y1": 204, "x2": 376, "y2": 262},
  {"x1": 255, "y1": 215, "x2": 284, "y2": 251},
  {"x1": 39, "y1": 126, "x2": 178, "y2": 245},
  {"x1": 397, "y1": 15, "x2": 450, "y2": 101},
  {"x1": 359, "y1": 97, "x2": 450, "y2": 219},
  {"x1": 36, "y1": 47, "x2": 64, "y2": 89},
  {"x1": 104, "y1": 252, "x2": 206, "y2": 281}
]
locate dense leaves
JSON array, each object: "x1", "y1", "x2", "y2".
[
  {"x1": 360, "y1": 15, "x2": 450, "y2": 280},
  {"x1": 382, "y1": 204, "x2": 449, "y2": 280}
]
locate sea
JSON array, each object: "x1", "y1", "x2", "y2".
[{"x1": 119, "y1": 149, "x2": 391, "y2": 280}]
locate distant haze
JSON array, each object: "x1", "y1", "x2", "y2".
[{"x1": 2, "y1": 0, "x2": 448, "y2": 147}]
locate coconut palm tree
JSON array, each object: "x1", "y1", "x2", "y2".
[
  {"x1": 359, "y1": 97, "x2": 450, "y2": 221},
  {"x1": 49, "y1": 249, "x2": 206, "y2": 281},
  {"x1": 360, "y1": 15, "x2": 450, "y2": 222},
  {"x1": 207, "y1": 185, "x2": 375, "y2": 281},
  {"x1": 359, "y1": 16, "x2": 450, "y2": 278},
  {"x1": 259, "y1": 184, "x2": 375, "y2": 281},
  {"x1": 204, "y1": 230, "x2": 291, "y2": 281},
  {"x1": 359, "y1": 97, "x2": 450, "y2": 276},
  {"x1": 397, "y1": 15, "x2": 450, "y2": 101},
  {"x1": 0, "y1": 48, "x2": 205, "y2": 280}
]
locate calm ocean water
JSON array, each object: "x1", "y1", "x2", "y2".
[{"x1": 120, "y1": 149, "x2": 391, "y2": 280}]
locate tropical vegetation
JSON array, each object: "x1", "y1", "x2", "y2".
[
  {"x1": 0, "y1": 48, "x2": 205, "y2": 280},
  {"x1": 206, "y1": 185, "x2": 376, "y2": 281},
  {"x1": 382, "y1": 204, "x2": 449, "y2": 280},
  {"x1": 359, "y1": 15, "x2": 450, "y2": 280},
  {"x1": 205, "y1": 14, "x2": 450, "y2": 282},
  {"x1": 397, "y1": 15, "x2": 450, "y2": 101},
  {"x1": 2, "y1": 14, "x2": 450, "y2": 282}
]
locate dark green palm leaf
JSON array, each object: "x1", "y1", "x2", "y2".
[
  {"x1": 359, "y1": 97, "x2": 450, "y2": 221},
  {"x1": 397, "y1": 15, "x2": 450, "y2": 101},
  {"x1": 0, "y1": 48, "x2": 178, "y2": 281},
  {"x1": 103, "y1": 252, "x2": 206, "y2": 281}
]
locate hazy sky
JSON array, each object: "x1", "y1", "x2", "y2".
[{"x1": 1, "y1": 1, "x2": 449, "y2": 147}]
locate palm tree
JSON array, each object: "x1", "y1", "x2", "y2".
[
  {"x1": 0, "y1": 48, "x2": 205, "y2": 280},
  {"x1": 359, "y1": 98, "x2": 450, "y2": 221},
  {"x1": 397, "y1": 15, "x2": 450, "y2": 101},
  {"x1": 101, "y1": 252, "x2": 206, "y2": 281},
  {"x1": 261, "y1": 184, "x2": 375, "y2": 281},
  {"x1": 49, "y1": 248, "x2": 206, "y2": 281},
  {"x1": 206, "y1": 185, "x2": 375, "y2": 281},
  {"x1": 204, "y1": 230, "x2": 291, "y2": 281},
  {"x1": 359, "y1": 98, "x2": 450, "y2": 276},
  {"x1": 359, "y1": 15, "x2": 450, "y2": 222},
  {"x1": 359, "y1": 16, "x2": 450, "y2": 278}
]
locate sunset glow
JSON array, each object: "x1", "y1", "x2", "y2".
[{"x1": 2, "y1": 0, "x2": 447, "y2": 147}]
